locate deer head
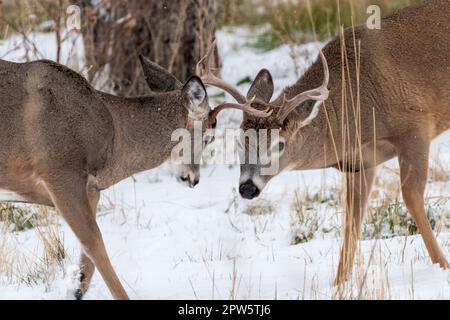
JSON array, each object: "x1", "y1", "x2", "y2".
[
  {"x1": 196, "y1": 42, "x2": 329, "y2": 199},
  {"x1": 139, "y1": 55, "x2": 216, "y2": 188}
]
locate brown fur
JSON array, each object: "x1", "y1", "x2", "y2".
[
  {"x1": 239, "y1": 0, "x2": 450, "y2": 284},
  {"x1": 0, "y1": 57, "x2": 212, "y2": 299}
]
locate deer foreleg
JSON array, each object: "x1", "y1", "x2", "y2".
[
  {"x1": 75, "y1": 176, "x2": 101, "y2": 300},
  {"x1": 44, "y1": 174, "x2": 129, "y2": 300},
  {"x1": 397, "y1": 138, "x2": 449, "y2": 269}
]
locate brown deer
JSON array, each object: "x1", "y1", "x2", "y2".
[
  {"x1": 0, "y1": 55, "x2": 216, "y2": 299},
  {"x1": 199, "y1": 0, "x2": 450, "y2": 284}
]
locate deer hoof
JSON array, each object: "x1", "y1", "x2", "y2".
[{"x1": 74, "y1": 289, "x2": 84, "y2": 300}]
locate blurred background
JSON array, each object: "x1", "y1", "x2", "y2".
[{"x1": 0, "y1": 0, "x2": 421, "y2": 95}]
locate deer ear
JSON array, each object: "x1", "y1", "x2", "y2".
[
  {"x1": 139, "y1": 54, "x2": 182, "y2": 92},
  {"x1": 182, "y1": 76, "x2": 207, "y2": 112},
  {"x1": 247, "y1": 69, "x2": 274, "y2": 103}
]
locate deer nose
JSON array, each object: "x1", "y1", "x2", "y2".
[{"x1": 239, "y1": 181, "x2": 260, "y2": 200}]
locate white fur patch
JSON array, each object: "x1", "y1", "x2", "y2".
[
  {"x1": 185, "y1": 79, "x2": 206, "y2": 114},
  {"x1": 239, "y1": 172, "x2": 266, "y2": 191},
  {"x1": 239, "y1": 172, "x2": 250, "y2": 185},
  {"x1": 250, "y1": 175, "x2": 265, "y2": 190}
]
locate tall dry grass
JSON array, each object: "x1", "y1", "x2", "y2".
[{"x1": 218, "y1": 0, "x2": 422, "y2": 49}]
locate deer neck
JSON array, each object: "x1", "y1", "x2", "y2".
[
  {"x1": 97, "y1": 91, "x2": 187, "y2": 188},
  {"x1": 286, "y1": 100, "x2": 340, "y2": 171},
  {"x1": 279, "y1": 53, "x2": 343, "y2": 171}
]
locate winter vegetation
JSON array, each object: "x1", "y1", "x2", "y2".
[{"x1": 0, "y1": 0, "x2": 448, "y2": 300}]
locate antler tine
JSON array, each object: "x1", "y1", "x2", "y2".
[
  {"x1": 195, "y1": 39, "x2": 216, "y2": 79},
  {"x1": 196, "y1": 40, "x2": 247, "y2": 104},
  {"x1": 197, "y1": 41, "x2": 275, "y2": 122},
  {"x1": 277, "y1": 50, "x2": 330, "y2": 123},
  {"x1": 210, "y1": 96, "x2": 273, "y2": 122}
]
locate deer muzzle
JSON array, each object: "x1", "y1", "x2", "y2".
[{"x1": 239, "y1": 181, "x2": 261, "y2": 200}]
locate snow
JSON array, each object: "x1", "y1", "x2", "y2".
[{"x1": 0, "y1": 27, "x2": 449, "y2": 300}]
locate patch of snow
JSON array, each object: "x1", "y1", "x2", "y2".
[{"x1": 0, "y1": 27, "x2": 448, "y2": 300}]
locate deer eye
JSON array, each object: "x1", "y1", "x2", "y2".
[{"x1": 271, "y1": 141, "x2": 285, "y2": 154}]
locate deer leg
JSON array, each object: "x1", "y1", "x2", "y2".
[
  {"x1": 74, "y1": 178, "x2": 101, "y2": 300},
  {"x1": 75, "y1": 251, "x2": 96, "y2": 300},
  {"x1": 335, "y1": 168, "x2": 375, "y2": 285},
  {"x1": 44, "y1": 174, "x2": 129, "y2": 300},
  {"x1": 397, "y1": 139, "x2": 449, "y2": 269}
]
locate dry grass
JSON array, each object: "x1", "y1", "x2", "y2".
[
  {"x1": 0, "y1": 205, "x2": 68, "y2": 289},
  {"x1": 290, "y1": 190, "x2": 321, "y2": 244},
  {"x1": 243, "y1": 198, "x2": 275, "y2": 216},
  {"x1": 217, "y1": 0, "x2": 422, "y2": 50},
  {"x1": 370, "y1": 165, "x2": 448, "y2": 237},
  {"x1": 0, "y1": 203, "x2": 38, "y2": 231},
  {"x1": 429, "y1": 151, "x2": 450, "y2": 183}
]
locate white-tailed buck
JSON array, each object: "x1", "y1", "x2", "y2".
[
  {"x1": 199, "y1": 0, "x2": 450, "y2": 284},
  {"x1": 0, "y1": 55, "x2": 215, "y2": 299}
]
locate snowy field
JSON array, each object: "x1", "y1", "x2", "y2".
[{"x1": 0, "y1": 28, "x2": 448, "y2": 300}]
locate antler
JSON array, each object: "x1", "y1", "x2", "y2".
[
  {"x1": 196, "y1": 40, "x2": 246, "y2": 104},
  {"x1": 277, "y1": 50, "x2": 330, "y2": 124},
  {"x1": 209, "y1": 96, "x2": 273, "y2": 122},
  {"x1": 197, "y1": 41, "x2": 273, "y2": 122}
]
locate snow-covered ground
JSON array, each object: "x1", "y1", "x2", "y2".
[{"x1": 0, "y1": 28, "x2": 448, "y2": 300}]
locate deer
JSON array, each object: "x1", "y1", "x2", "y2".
[
  {"x1": 0, "y1": 54, "x2": 217, "y2": 299},
  {"x1": 197, "y1": 0, "x2": 450, "y2": 285}
]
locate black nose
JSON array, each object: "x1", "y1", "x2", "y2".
[
  {"x1": 239, "y1": 182, "x2": 260, "y2": 200},
  {"x1": 192, "y1": 179, "x2": 199, "y2": 187}
]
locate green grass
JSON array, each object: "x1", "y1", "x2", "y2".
[
  {"x1": 362, "y1": 201, "x2": 440, "y2": 240},
  {"x1": 290, "y1": 190, "x2": 322, "y2": 244},
  {"x1": 1, "y1": 1, "x2": 423, "y2": 48},
  {"x1": 217, "y1": 0, "x2": 422, "y2": 50},
  {"x1": 0, "y1": 204, "x2": 38, "y2": 232}
]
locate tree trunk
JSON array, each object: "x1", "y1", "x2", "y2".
[{"x1": 79, "y1": 0, "x2": 218, "y2": 96}]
